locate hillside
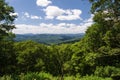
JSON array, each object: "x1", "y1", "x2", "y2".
[{"x1": 14, "y1": 33, "x2": 84, "y2": 45}]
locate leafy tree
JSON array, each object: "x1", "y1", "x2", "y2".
[
  {"x1": 90, "y1": 0, "x2": 120, "y2": 22},
  {"x1": 82, "y1": 0, "x2": 120, "y2": 69},
  {"x1": 69, "y1": 0, "x2": 120, "y2": 76},
  {"x1": 46, "y1": 44, "x2": 73, "y2": 79},
  {"x1": 0, "y1": 0, "x2": 17, "y2": 40},
  {"x1": 0, "y1": 0, "x2": 17, "y2": 75},
  {"x1": 14, "y1": 41, "x2": 47, "y2": 73},
  {"x1": 57, "y1": 44, "x2": 73, "y2": 78},
  {"x1": 0, "y1": 41, "x2": 17, "y2": 75}
]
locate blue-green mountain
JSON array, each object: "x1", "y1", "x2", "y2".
[{"x1": 14, "y1": 33, "x2": 84, "y2": 45}]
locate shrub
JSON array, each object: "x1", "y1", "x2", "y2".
[
  {"x1": 19, "y1": 72, "x2": 53, "y2": 80},
  {"x1": 94, "y1": 66, "x2": 120, "y2": 77},
  {"x1": 81, "y1": 75, "x2": 112, "y2": 80},
  {"x1": 0, "y1": 73, "x2": 113, "y2": 80},
  {"x1": 0, "y1": 75, "x2": 13, "y2": 80},
  {"x1": 64, "y1": 76, "x2": 80, "y2": 80}
]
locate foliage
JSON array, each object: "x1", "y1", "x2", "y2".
[
  {"x1": 43, "y1": 44, "x2": 73, "y2": 78},
  {"x1": 0, "y1": 0, "x2": 17, "y2": 76},
  {"x1": 0, "y1": 41, "x2": 16, "y2": 75},
  {"x1": 14, "y1": 40, "x2": 48, "y2": 73},
  {"x1": 0, "y1": 0, "x2": 17, "y2": 40},
  {"x1": 19, "y1": 72, "x2": 53, "y2": 80},
  {"x1": 0, "y1": 73, "x2": 113, "y2": 80},
  {"x1": 80, "y1": 75, "x2": 112, "y2": 80},
  {"x1": 0, "y1": 75, "x2": 13, "y2": 80},
  {"x1": 94, "y1": 66, "x2": 120, "y2": 77},
  {"x1": 0, "y1": 72, "x2": 54, "y2": 80},
  {"x1": 0, "y1": 0, "x2": 120, "y2": 79}
]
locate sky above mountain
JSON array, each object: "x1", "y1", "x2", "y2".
[{"x1": 6, "y1": 0, "x2": 93, "y2": 34}]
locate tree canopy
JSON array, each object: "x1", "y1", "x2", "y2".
[{"x1": 0, "y1": 0, "x2": 17, "y2": 40}]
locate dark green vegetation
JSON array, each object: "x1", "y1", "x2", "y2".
[
  {"x1": 14, "y1": 34, "x2": 84, "y2": 45},
  {"x1": 0, "y1": 0, "x2": 120, "y2": 80}
]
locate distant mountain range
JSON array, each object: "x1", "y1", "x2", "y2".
[{"x1": 14, "y1": 33, "x2": 84, "y2": 45}]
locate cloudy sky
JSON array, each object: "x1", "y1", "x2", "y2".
[{"x1": 6, "y1": 0, "x2": 93, "y2": 34}]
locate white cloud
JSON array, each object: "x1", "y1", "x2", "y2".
[
  {"x1": 10, "y1": 12, "x2": 19, "y2": 17},
  {"x1": 36, "y1": 0, "x2": 52, "y2": 7},
  {"x1": 24, "y1": 12, "x2": 30, "y2": 18},
  {"x1": 43, "y1": 6, "x2": 82, "y2": 20},
  {"x1": 23, "y1": 12, "x2": 42, "y2": 20},
  {"x1": 31, "y1": 15, "x2": 42, "y2": 19},
  {"x1": 13, "y1": 15, "x2": 93, "y2": 34},
  {"x1": 44, "y1": 6, "x2": 65, "y2": 19},
  {"x1": 57, "y1": 9, "x2": 82, "y2": 20}
]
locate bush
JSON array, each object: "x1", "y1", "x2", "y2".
[
  {"x1": 0, "y1": 72, "x2": 56, "y2": 80},
  {"x1": 81, "y1": 75, "x2": 112, "y2": 80},
  {"x1": 58, "y1": 75, "x2": 112, "y2": 80},
  {"x1": 19, "y1": 72, "x2": 41, "y2": 80},
  {"x1": 63, "y1": 75, "x2": 112, "y2": 80},
  {"x1": 94, "y1": 66, "x2": 120, "y2": 77},
  {"x1": 19, "y1": 72, "x2": 53, "y2": 80},
  {"x1": 0, "y1": 75, "x2": 13, "y2": 80},
  {"x1": 0, "y1": 73, "x2": 112, "y2": 80},
  {"x1": 64, "y1": 76, "x2": 79, "y2": 80}
]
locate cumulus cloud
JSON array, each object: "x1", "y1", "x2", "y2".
[
  {"x1": 36, "y1": 0, "x2": 52, "y2": 7},
  {"x1": 23, "y1": 12, "x2": 42, "y2": 20},
  {"x1": 13, "y1": 15, "x2": 93, "y2": 34},
  {"x1": 13, "y1": 23, "x2": 87, "y2": 34},
  {"x1": 43, "y1": 6, "x2": 65, "y2": 19},
  {"x1": 36, "y1": 0, "x2": 82, "y2": 20},
  {"x1": 43, "y1": 6, "x2": 82, "y2": 20},
  {"x1": 57, "y1": 9, "x2": 82, "y2": 20}
]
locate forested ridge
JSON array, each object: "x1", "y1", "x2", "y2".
[
  {"x1": 0, "y1": 0, "x2": 120, "y2": 80},
  {"x1": 14, "y1": 34, "x2": 84, "y2": 45}
]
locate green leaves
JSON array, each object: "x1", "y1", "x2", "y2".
[
  {"x1": 94, "y1": 66, "x2": 120, "y2": 77},
  {"x1": 0, "y1": 0, "x2": 17, "y2": 41},
  {"x1": 14, "y1": 41, "x2": 47, "y2": 72}
]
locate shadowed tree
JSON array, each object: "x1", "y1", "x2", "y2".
[{"x1": 0, "y1": 0, "x2": 17, "y2": 75}]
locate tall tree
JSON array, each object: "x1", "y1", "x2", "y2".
[
  {"x1": 70, "y1": 0, "x2": 120, "y2": 76},
  {"x1": 87, "y1": 0, "x2": 120, "y2": 67},
  {"x1": 88, "y1": 0, "x2": 120, "y2": 48},
  {"x1": 0, "y1": 0, "x2": 17, "y2": 40},
  {"x1": 89, "y1": 0, "x2": 120, "y2": 23},
  {"x1": 0, "y1": 0, "x2": 17, "y2": 75},
  {"x1": 14, "y1": 41, "x2": 47, "y2": 73}
]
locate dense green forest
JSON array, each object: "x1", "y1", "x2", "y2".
[{"x1": 0, "y1": 0, "x2": 120, "y2": 80}]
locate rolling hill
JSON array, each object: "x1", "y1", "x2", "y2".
[{"x1": 14, "y1": 33, "x2": 84, "y2": 45}]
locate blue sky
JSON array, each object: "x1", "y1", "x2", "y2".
[{"x1": 6, "y1": 0, "x2": 93, "y2": 34}]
